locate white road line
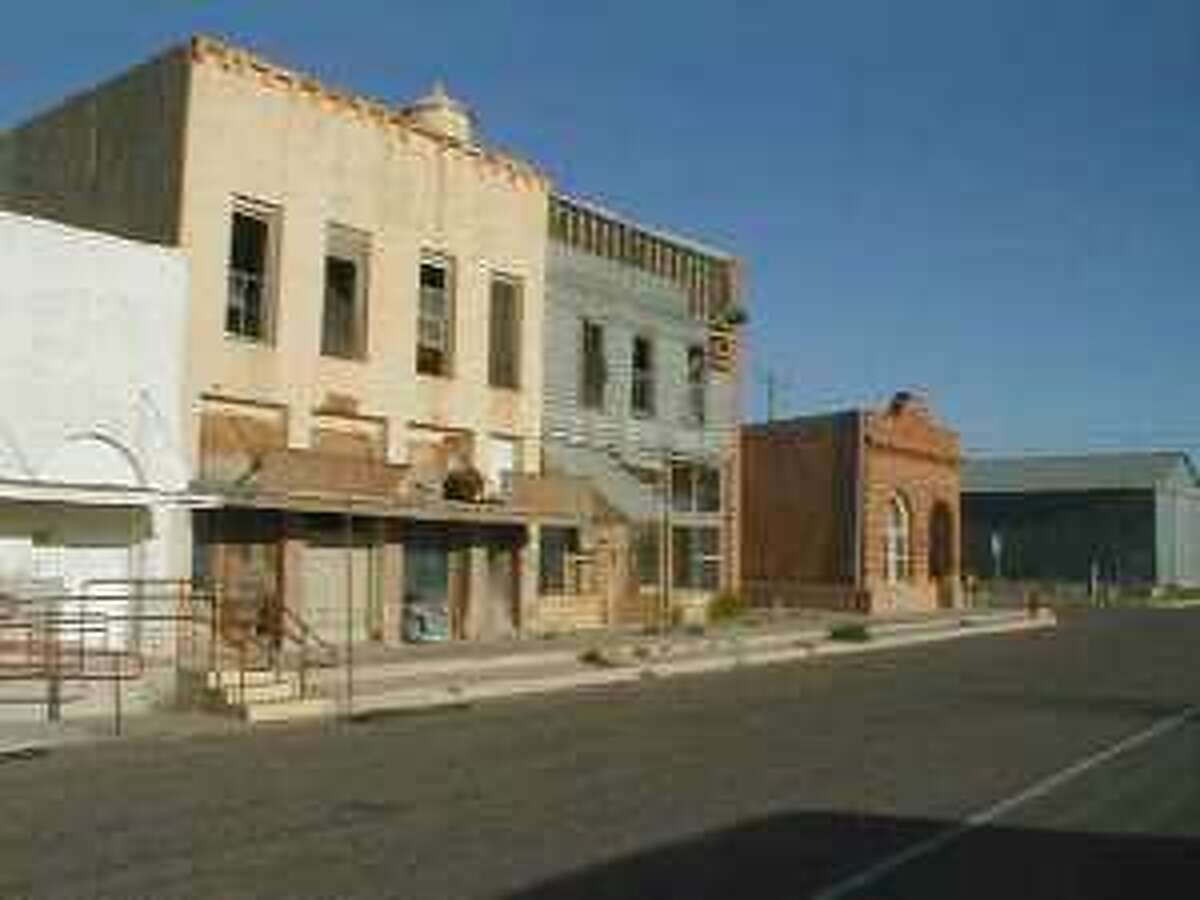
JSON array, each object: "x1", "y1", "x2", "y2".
[{"x1": 811, "y1": 702, "x2": 1200, "y2": 900}]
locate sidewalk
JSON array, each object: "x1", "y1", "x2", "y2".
[
  {"x1": 285, "y1": 607, "x2": 1056, "y2": 724},
  {"x1": 0, "y1": 607, "x2": 1057, "y2": 744}
]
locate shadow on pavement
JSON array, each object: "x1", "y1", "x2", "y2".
[{"x1": 504, "y1": 810, "x2": 1200, "y2": 900}]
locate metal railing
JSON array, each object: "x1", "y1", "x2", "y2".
[{"x1": 0, "y1": 578, "x2": 337, "y2": 733}]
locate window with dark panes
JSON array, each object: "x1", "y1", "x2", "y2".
[
  {"x1": 488, "y1": 275, "x2": 521, "y2": 389},
  {"x1": 687, "y1": 344, "x2": 706, "y2": 427},
  {"x1": 321, "y1": 225, "x2": 369, "y2": 360},
  {"x1": 631, "y1": 335, "x2": 655, "y2": 417},
  {"x1": 226, "y1": 201, "x2": 277, "y2": 341},
  {"x1": 539, "y1": 526, "x2": 579, "y2": 594},
  {"x1": 580, "y1": 319, "x2": 607, "y2": 410},
  {"x1": 672, "y1": 526, "x2": 720, "y2": 590}
]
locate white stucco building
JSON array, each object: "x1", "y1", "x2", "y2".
[{"x1": 0, "y1": 211, "x2": 191, "y2": 652}]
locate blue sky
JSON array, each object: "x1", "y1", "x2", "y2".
[{"x1": 3, "y1": 0, "x2": 1198, "y2": 459}]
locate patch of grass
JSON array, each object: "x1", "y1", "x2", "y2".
[
  {"x1": 707, "y1": 591, "x2": 747, "y2": 624},
  {"x1": 827, "y1": 622, "x2": 871, "y2": 643}
]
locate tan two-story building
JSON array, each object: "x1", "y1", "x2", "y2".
[{"x1": 1, "y1": 36, "x2": 560, "y2": 647}]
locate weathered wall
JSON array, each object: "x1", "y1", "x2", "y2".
[
  {"x1": 861, "y1": 399, "x2": 961, "y2": 611},
  {"x1": 739, "y1": 413, "x2": 860, "y2": 602},
  {"x1": 544, "y1": 243, "x2": 738, "y2": 468},
  {"x1": 0, "y1": 48, "x2": 189, "y2": 245},
  {"x1": 178, "y1": 38, "x2": 550, "y2": 485},
  {"x1": 0, "y1": 211, "x2": 191, "y2": 593}
]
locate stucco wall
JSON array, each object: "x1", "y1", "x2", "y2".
[
  {"x1": 177, "y1": 43, "x2": 549, "y2": 479},
  {"x1": 0, "y1": 211, "x2": 191, "y2": 586}
]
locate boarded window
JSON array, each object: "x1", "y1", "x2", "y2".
[
  {"x1": 226, "y1": 199, "x2": 279, "y2": 341},
  {"x1": 417, "y1": 258, "x2": 454, "y2": 376},
  {"x1": 488, "y1": 275, "x2": 522, "y2": 389},
  {"x1": 631, "y1": 335, "x2": 655, "y2": 417},
  {"x1": 580, "y1": 319, "x2": 607, "y2": 410},
  {"x1": 321, "y1": 225, "x2": 369, "y2": 360}
]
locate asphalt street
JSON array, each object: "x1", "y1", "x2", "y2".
[{"x1": 1, "y1": 608, "x2": 1198, "y2": 899}]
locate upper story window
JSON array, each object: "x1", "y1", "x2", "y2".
[
  {"x1": 631, "y1": 335, "x2": 655, "y2": 418},
  {"x1": 226, "y1": 198, "x2": 279, "y2": 342},
  {"x1": 417, "y1": 256, "x2": 454, "y2": 377},
  {"x1": 321, "y1": 224, "x2": 369, "y2": 360},
  {"x1": 488, "y1": 275, "x2": 522, "y2": 390},
  {"x1": 580, "y1": 319, "x2": 607, "y2": 410},
  {"x1": 686, "y1": 345, "x2": 707, "y2": 428}
]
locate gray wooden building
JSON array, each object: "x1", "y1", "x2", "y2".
[
  {"x1": 537, "y1": 194, "x2": 744, "y2": 627},
  {"x1": 963, "y1": 452, "x2": 1200, "y2": 590}
]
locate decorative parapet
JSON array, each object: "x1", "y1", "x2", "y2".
[{"x1": 188, "y1": 34, "x2": 551, "y2": 193}]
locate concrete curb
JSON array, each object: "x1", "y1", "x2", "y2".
[{"x1": 282, "y1": 611, "x2": 1057, "y2": 721}]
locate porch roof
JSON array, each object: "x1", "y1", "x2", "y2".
[{"x1": 192, "y1": 483, "x2": 583, "y2": 527}]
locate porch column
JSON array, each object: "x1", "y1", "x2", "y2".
[
  {"x1": 380, "y1": 540, "x2": 405, "y2": 645},
  {"x1": 465, "y1": 544, "x2": 489, "y2": 641},
  {"x1": 518, "y1": 524, "x2": 540, "y2": 637},
  {"x1": 281, "y1": 535, "x2": 306, "y2": 622}
]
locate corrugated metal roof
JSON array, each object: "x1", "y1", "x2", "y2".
[{"x1": 963, "y1": 452, "x2": 1198, "y2": 494}]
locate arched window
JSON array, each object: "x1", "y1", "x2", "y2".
[{"x1": 885, "y1": 493, "x2": 912, "y2": 584}]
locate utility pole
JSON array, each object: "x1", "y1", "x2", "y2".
[{"x1": 766, "y1": 371, "x2": 777, "y2": 422}]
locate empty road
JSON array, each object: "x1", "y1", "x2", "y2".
[{"x1": 2, "y1": 608, "x2": 1198, "y2": 899}]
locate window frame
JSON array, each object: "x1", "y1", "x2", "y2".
[
  {"x1": 672, "y1": 526, "x2": 721, "y2": 591},
  {"x1": 416, "y1": 254, "x2": 456, "y2": 377},
  {"x1": 885, "y1": 492, "x2": 913, "y2": 584},
  {"x1": 487, "y1": 273, "x2": 523, "y2": 390},
  {"x1": 580, "y1": 318, "x2": 607, "y2": 411},
  {"x1": 630, "y1": 333, "x2": 656, "y2": 418},
  {"x1": 538, "y1": 526, "x2": 581, "y2": 595},
  {"x1": 225, "y1": 196, "x2": 281, "y2": 344},
  {"x1": 321, "y1": 223, "x2": 371, "y2": 361}
]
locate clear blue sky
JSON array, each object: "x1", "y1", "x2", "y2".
[{"x1": 3, "y1": 1, "x2": 1198, "y2": 460}]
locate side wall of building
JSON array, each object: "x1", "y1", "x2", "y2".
[
  {"x1": 739, "y1": 414, "x2": 860, "y2": 609},
  {"x1": 0, "y1": 49, "x2": 189, "y2": 246},
  {"x1": 1155, "y1": 486, "x2": 1200, "y2": 588},
  {"x1": 0, "y1": 212, "x2": 191, "y2": 635},
  {"x1": 962, "y1": 490, "x2": 1157, "y2": 586}
]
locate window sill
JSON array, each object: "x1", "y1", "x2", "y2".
[
  {"x1": 223, "y1": 332, "x2": 274, "y2": 348},
  {"x1": 320, "y1": 352, "x2": 369, "y2": 365}
]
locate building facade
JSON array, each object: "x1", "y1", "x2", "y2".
[
  {"x1": 538, "y1": 195, "x2": 744, "y2": 630},
  {"x1": 963, "y1": 452, "x2": 1200, "y2": 591},
  {"x1": 1, "y1": 37, "x2": 557, "y2": 647},
  {"x1": 0, "y1": 211, "x2": 191, "y2": 658},
  {"x1": 740, "y1": 393, "x2": 961, "y2": 613}
]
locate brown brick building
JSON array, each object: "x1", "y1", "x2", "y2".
[{"x1": 740, "y1": 392, "x2": 961, "y2": 613}]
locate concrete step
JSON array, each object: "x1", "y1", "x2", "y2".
[
  {"x1": 309, "y1": 648, "x2": 581, "y2": 689},
  {"x1": 206, "y1": 669, "x2": 287, "y2": 691},
  {"x1": 244, "y1": 696, "x2": 337, "y2": 724},
  {"x1": 221, "y1": 680, "x2": 299, "y2": 706}
]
